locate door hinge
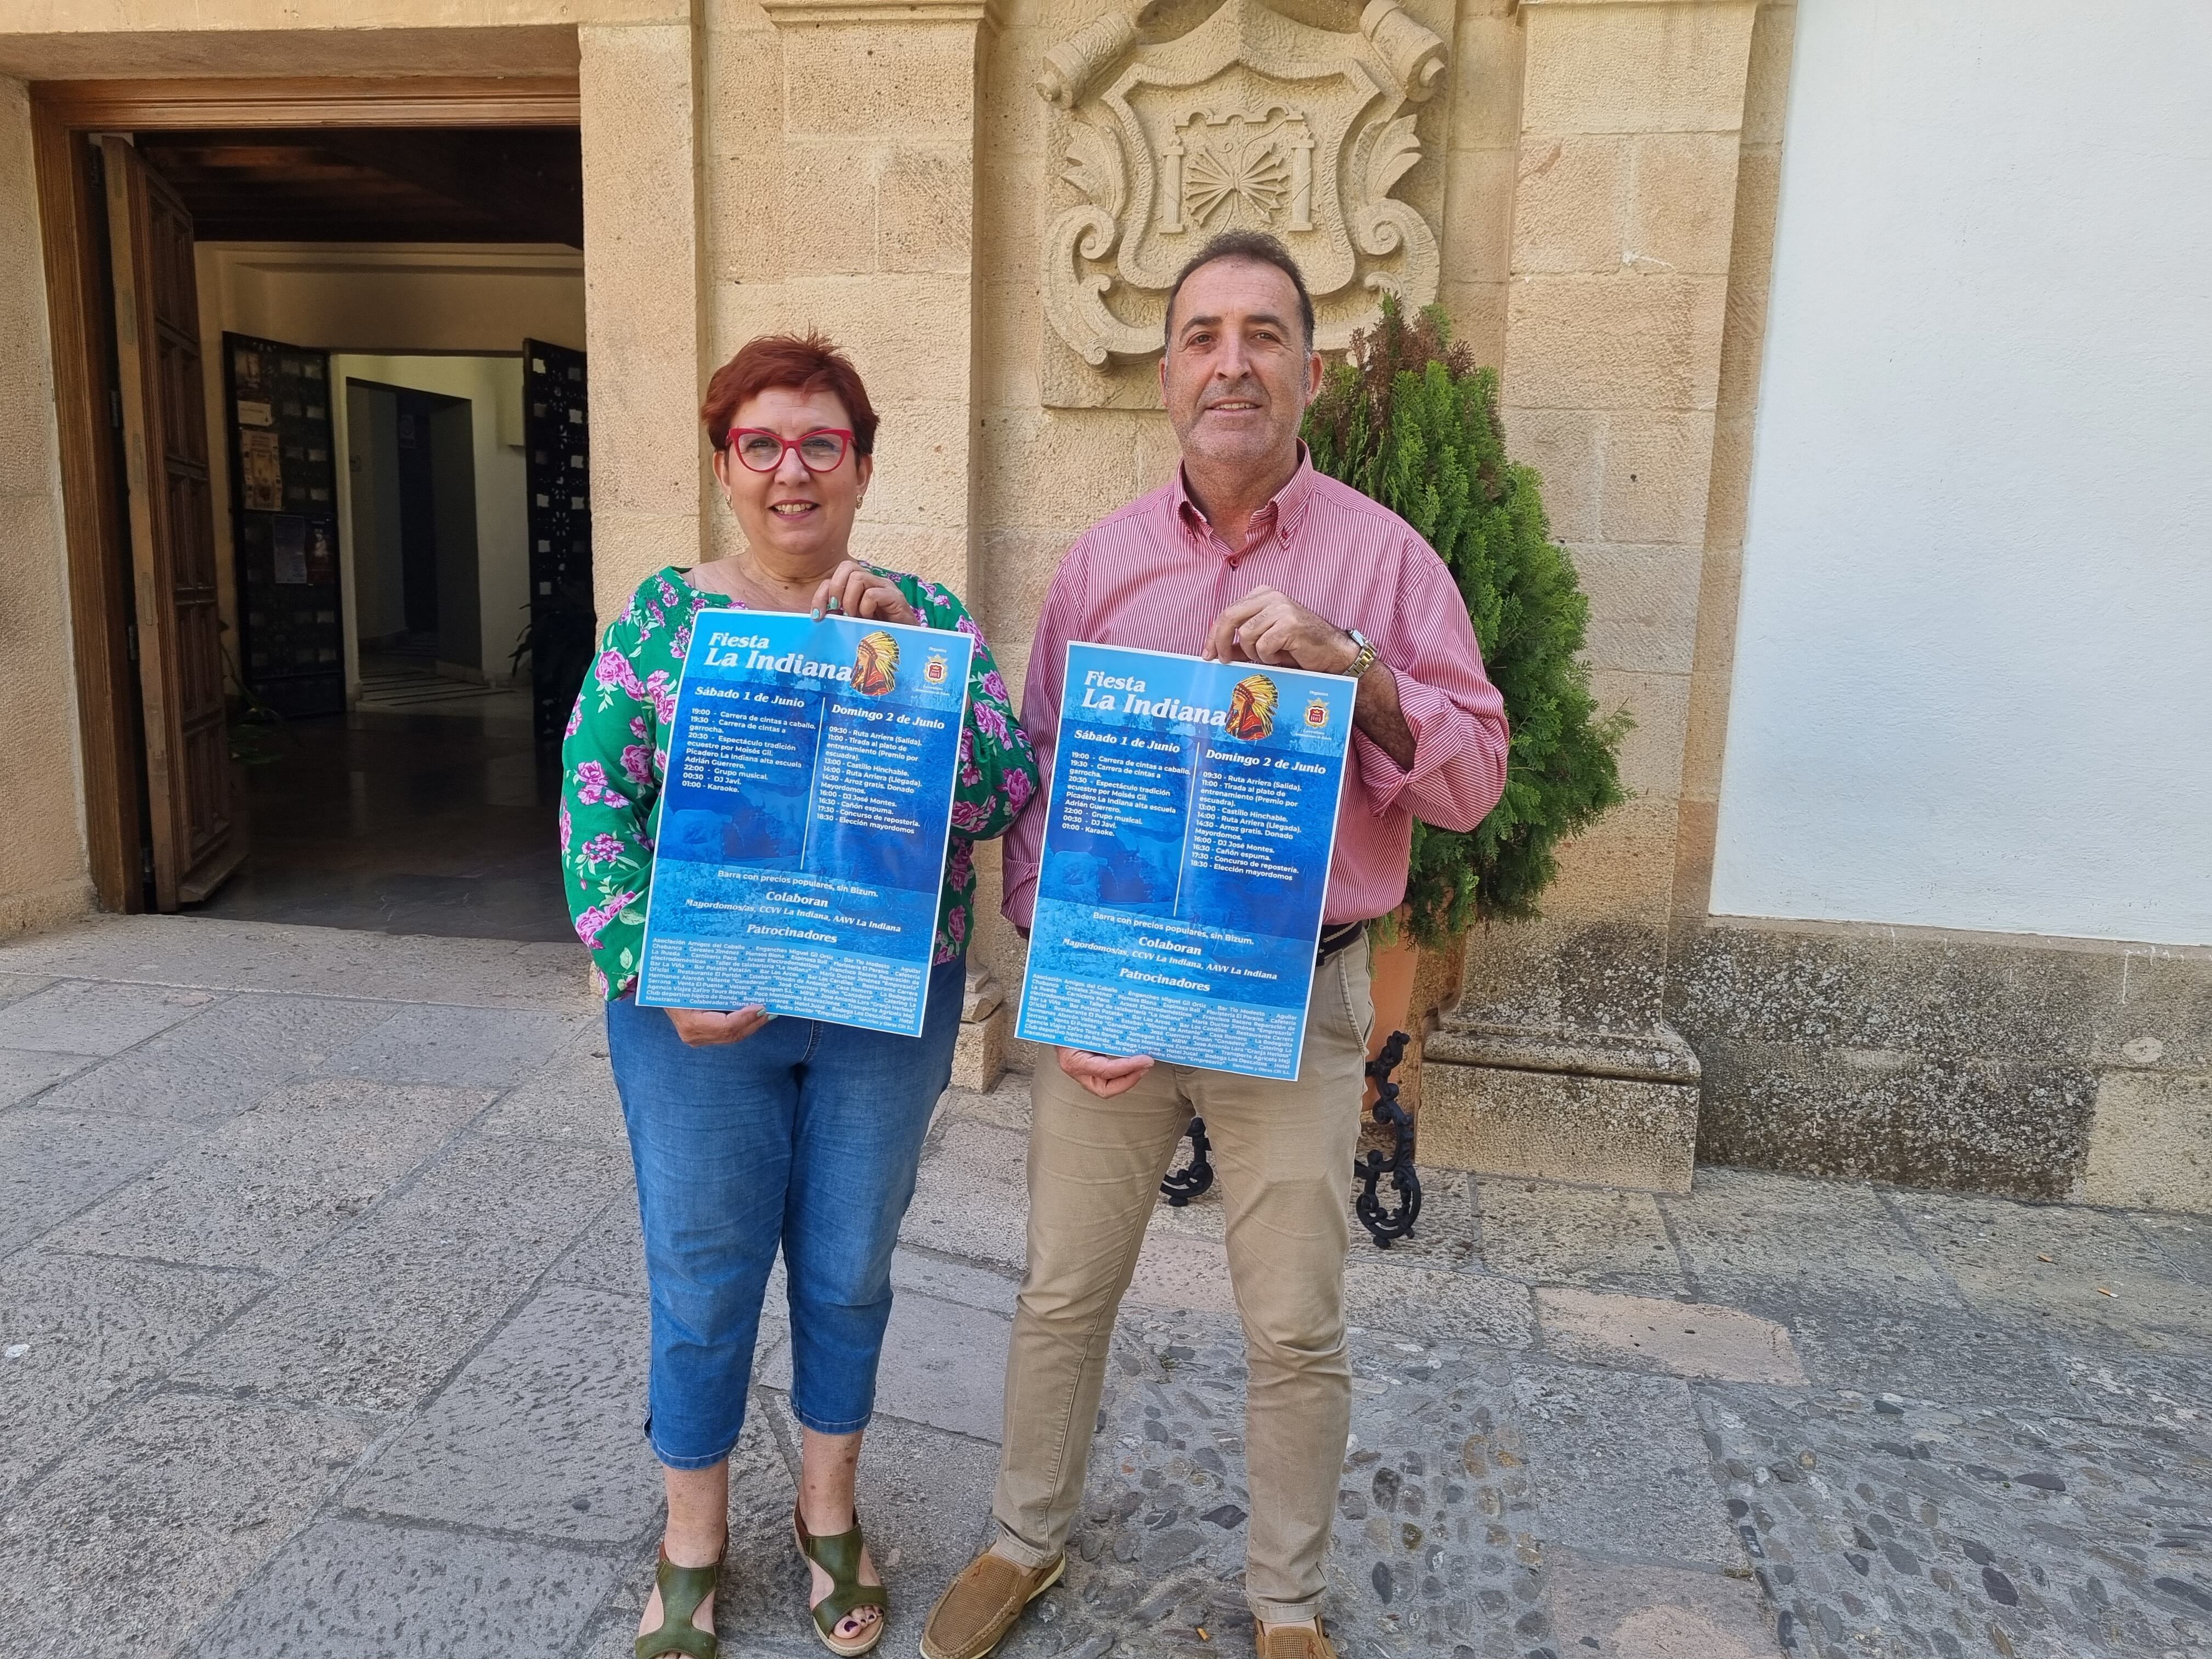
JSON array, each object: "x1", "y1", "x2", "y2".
[
  {"x1": 126, "y1": 624, "x2": 139, "y2": 663},
  {"x1": 110, "y1": 388, "x2": 122, "y2": 430}
]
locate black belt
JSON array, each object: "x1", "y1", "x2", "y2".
[{"x1": 1316, "y1": 919, "x2": 1369, "y2": 966}]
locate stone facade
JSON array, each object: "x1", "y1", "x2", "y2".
[
  {"x1": 2, "y1": 0, "x2": 2207, "y2": 1210},
  {"x1": 0, "y1": 76, "x2": 87, "y2": 939}
]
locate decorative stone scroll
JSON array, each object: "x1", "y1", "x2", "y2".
[{"x1": 1037, "y1": 0, "x2": 1447, "y2": 406}]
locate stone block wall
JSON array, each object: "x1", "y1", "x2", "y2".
[
  {"x1": 1671, "y1": 920, "x2": 2212, "y2": 1210},
  {"x1": 581, "y1": 10, "x2": 709, "y2": 623},
  {"x1": 702, "y1": 0, "x2": 983, "y2": 607},
  {"x1": 0, "y1": 77, "x2": 93, "y2": 937}
]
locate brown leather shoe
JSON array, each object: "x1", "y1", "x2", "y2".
[
  {"x1": 1256, "y1": 1618, "x2": 1339, "y2": 1659},
  {"x1": 917, "y1": 1550, "x2": 1065, "y2": 1659}
]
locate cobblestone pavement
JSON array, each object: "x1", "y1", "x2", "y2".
[{"x1": 2, "y1": 917, "x2": 2208, "y2": 1659}]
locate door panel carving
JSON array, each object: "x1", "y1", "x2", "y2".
[{"x1": 102, "y1": 136, "x2": 244, "y2": 909}]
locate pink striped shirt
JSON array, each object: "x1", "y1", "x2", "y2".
[{"x1": 1002, "y1": 448, "x2": 1509, "y2": 930}]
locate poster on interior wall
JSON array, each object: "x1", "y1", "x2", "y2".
[
  {"x1": 634, "y1": 609, "x2": 974, "y2": 1038},
  {"x1": 1014, "y1": 644, "x2": 1355, "y2": 1082},
  {"x1": 271, "y1": 516, "x2": 308, "y2": 584},
  {"x1": 225, "y1": 331, "x2": 343, "y2": 718},
  {"x1": 239, "y1": 430, "x2": 282, "y2": 511}
]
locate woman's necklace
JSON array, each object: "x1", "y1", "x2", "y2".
[{"x1": 730, "y1": 550, "x2": 824, "y2": 612}]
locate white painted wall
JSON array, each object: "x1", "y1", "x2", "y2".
[
  {"x1": 1711, "y1": 0, "x2": 2212, "y2": 947},
  {"x1": 331, "y1": 353, "x2": 531, "y2": 685}
]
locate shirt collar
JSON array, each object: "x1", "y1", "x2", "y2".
[{"x1": 1170, "y1": 443, "x2": 1319, "y2": 553}]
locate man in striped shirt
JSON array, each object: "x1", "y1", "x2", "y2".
[{"x1": 923, "y1": 232, "x2": 1509, "y2": 1659}]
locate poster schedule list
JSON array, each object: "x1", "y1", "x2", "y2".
[
  {"x1": 637, "y1": 612, "x2": 972, "y2": 1037},
  {"x1": 1017, "y1": 643, "x2": 1355, "y2": 1081}
]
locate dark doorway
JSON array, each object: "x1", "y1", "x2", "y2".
[
  {"x1": 64, "y1": 114, "x2": 588, "y2": 941},
  {"x1": 396, "y1": 392, "x2": 441, "y2": 636},
  {"x1": 356, "y1": 379, "x2": 483, "y2": 676}
]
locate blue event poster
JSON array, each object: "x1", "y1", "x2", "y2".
[
  {"x1": 1016, "y1": 643, "x2": 1356, "y2": 1081},
  {"x1": 636, "y1": 610, "x2": 974, "y2": 1036}
]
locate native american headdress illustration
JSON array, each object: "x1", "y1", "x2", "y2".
[
  {"x1": 852, "y1": 630, "x2": 899, "y2": 696},
  {"x1": 1225, "y1": 673, "x2": 1278, "y2": 741}
]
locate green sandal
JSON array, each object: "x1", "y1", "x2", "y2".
[
  {"x1": 793, "y1": 1504, "x2": 887, "y2": 1656},
  {"x1": 636, "y1": 1544, "x2": 721, "y2": 1659}
]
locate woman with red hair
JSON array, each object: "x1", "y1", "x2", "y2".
[{"x1": 560, "y1": 332, "x2": 1039, "y2": 1658}]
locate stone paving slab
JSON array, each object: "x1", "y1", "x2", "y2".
[
  {"x1": 341, "y1": 1280, "x2": 657, "y2": 1544},
  {"x1": 177, "y1": 1515, "x2": 624, "y2": 1659},
  {"x1": 1889, "y1": 1187, "x2": 2212, "y2": 1344},
  {"x1": 890, "y1": 1246, "x2": 1020, "y2": 1315},
  {"x1": 1533, "y1": 1288, "x2": 1805, "y2": 1385},
  {"x1": 598, "y1": 1406, "x2": 805, "y2": 1635},
  {"x1": 5, "y1": 917, "x2": 2212, "y2": 1659},
  {"x1": 1695, "y1": 1273, "x2": 2097, "y2": 1421},
  {"x1": 0, "y1": 969, "x2": 55, "y2": 1006},
  {"x1": 0, "y1": 1106, "x2": 203, "y2": 1256},
  {"x1": 0, "y1": 978, "x2": 215, "y2": 1055},
  {"x1": 760, "y1": 1391, "x2": 1003, "y2": 1653},
  {"x1": 1342, "y1": 1260, "x2": 1533, "y2": 1348},
  {"x1": 1127, "y1": 1229, "x2": 1242, "y2": 1313},
  {"x1": 2131, "y1": 1210, "x2": 2212, "y2": 1283},
  {"x1": 901, "y1": 1114, "x2": 1032, "y2": 1269},
  {"x1": 0, "y1": 1248, "x2": 267, "y2": 1497},
  {"x1": 0, "y1": 1047, "x2": 94, "y2": 1107},
  {"x1": 1340, "y1": 1169, "x2": 1482, "y2": 1272},
  {"x1": 43, "y1": 1078, "x2": 495, "y2": 1272},
  {"x1": 1149, "y1": 1165, "x2": 1484, "y2": 1276},
  {"x1": 0, "y1": 915, "x2": 597, "y2": 1011},
  {"x1": 1667, "y1": 1168, "x2": 1949, "y2": 1291},
  {"x1": 40, "y1": 992, "x2": 399, "y2": 1122},
  {"x1": 313, "y1": 1000, "x2": 590, "y2": 1088},
  {"x1": 0, "y1": 1389, "x2": 374, "y2": 1659},
  {"x1": 477, "y1": 1025, "x2": 629, "y2": 1145},
  {"x1": 1544, "y1": 1550, "x2": 1778, "y2": 1658},
  {"x1": 762, "y1": 1287, "x2": 1009, "y2": 1443},
  {"x1": 551, "y1": 1190, "x2": 652, "y2": 1299},
  {"x1": 1474, "y1": 1177, "x2": 1686, "y2": 1293},
  {"x1": 1512, "y1": 1362, "x2": 1747, "y2": 1571},
  {"x1": 176, "y1": 1133, "x2": 625, "y2": 1413}
]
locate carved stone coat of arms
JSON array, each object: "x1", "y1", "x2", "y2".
[{"x1": 1037, "y1": 0, "x2": 1447, "y2": 407}]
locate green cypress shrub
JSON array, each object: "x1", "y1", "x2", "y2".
[{"x1": 1303, "y1": 297, "x2": 1631, "y2": 947}]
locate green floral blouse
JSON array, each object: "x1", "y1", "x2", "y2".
[{"x1": 561, "y1": 566, "x2": 1040, "y2": 1000}]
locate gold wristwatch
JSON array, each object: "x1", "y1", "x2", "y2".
[{"x1": 1341, "y1": 627, "x2": 1379, "y2": 678}]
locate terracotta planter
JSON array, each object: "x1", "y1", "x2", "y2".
[{"x1": 1362, "y1": 909, "x2": 1468, "y2": 1120}]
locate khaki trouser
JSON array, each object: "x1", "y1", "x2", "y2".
[{"x1": 989, "y1": 945, "x2": 1374, "y2": 1624}]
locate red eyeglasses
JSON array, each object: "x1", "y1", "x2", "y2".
[{"x1": 727, "y1": 427, "x2": 855, "y2": 473}]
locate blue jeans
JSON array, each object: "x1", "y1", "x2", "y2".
[{"x1": 606, "y1": 957, "x2": 964, "y2": 1469}]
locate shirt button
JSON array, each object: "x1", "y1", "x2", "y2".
[{"x1": 1227, "y1": 557, "x2": 1240, "y2": 569}]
